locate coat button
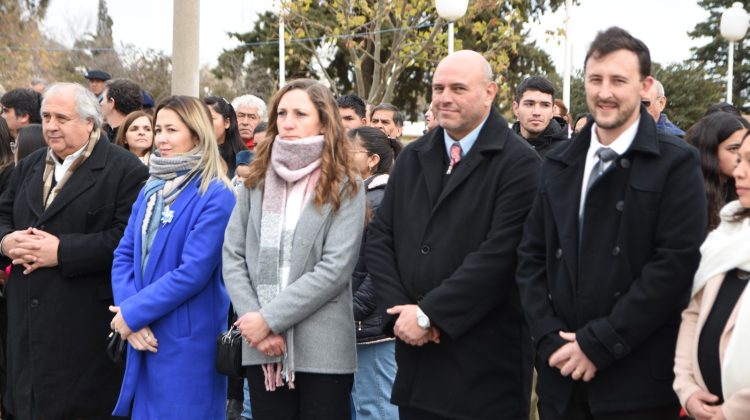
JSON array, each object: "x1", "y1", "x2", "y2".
[
  {"x1": 547, "y1": 293, "x2": 553, "y2": 302},
  {"x1": 613, "y1": 343, "x2": 625, "y2": 356},
  {"x1": 615, "y1": 201, "x2": 624, "y2": 212},
  {"x1": 619, "y1": 158, "x2": 631, "y2": 168},
  {"x1": 30, "y1": 299, "x2": 39, "y2": 308},
  {"x1": 420, "y1": 245, "x2": 431, "y2": 255},
  {"x1": 555, "y1": 248, "x2": 563, "y2": 259},
  {"x1": 612, "y1": 246, "x2": 620, "y2": 256},
  {"x1": 613, "y1": 292, "x2": 622, "y2": 299}
]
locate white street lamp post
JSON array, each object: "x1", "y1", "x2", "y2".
[
  {"x1": 435, "y1": 0, "x2": 468, "y2": 55},
  {"x1": 276, "y1": 0, "x2": 286, "y2": 89},
  {"x1": 563, "y1": 0, "x2": 572, "y2": 111},
  {"x1": 720, "y1": 2, "x2": 749, "y2": 104}
]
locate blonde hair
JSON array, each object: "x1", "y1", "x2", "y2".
[
  {"x1": 245, "y1": 79, "x2": 358, "y2": 212},
  {"x1": 154, "y1": 96, "x2": 233, "y2": 193}
]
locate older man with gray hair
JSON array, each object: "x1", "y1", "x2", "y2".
[
  {"x1": 641, "y1": 78, "x2": 685, "y2": 137},
  {"x1": 232, "y1": 94, "x2": 267, "y2": 150},
  {"x1": 0, "y1": 82, "x2": 148, "y2": 419}
]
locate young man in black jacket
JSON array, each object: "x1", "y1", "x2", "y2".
[{"x1": 512, "y1": 76, "x2": 569, "y2": 157}]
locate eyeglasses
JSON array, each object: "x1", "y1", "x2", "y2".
[
  {"x1": 640, "y1": 99, "x2": 651, "y2": 107},
  {"x1": 348, "y1": 150, "x2": 370, "y2": 155}
]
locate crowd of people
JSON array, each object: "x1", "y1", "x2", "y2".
[{"x1": 0, "y1": 25, "x2": 747, "y2": 420}]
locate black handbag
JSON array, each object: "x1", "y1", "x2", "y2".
[
  {"x1": 216, "y1": 325, "x2": 244, "y2": 378},
  {"x1": 106, "y1": 330, "x2": 127, "y2": 364}
]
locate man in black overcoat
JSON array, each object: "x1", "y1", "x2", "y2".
[
  {"x1": 516, "y1": 27, "x2": 707, "y2": 419},
  {"x1": 0, "y1": 83, "x2": 148, "y2": 419},
  {"x1": 366, "y1": 50, "x2": 540, "y2": 420}
]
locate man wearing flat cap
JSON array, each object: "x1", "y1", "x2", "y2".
[{"x1": 84, "y1": 69, "x2": 111, "y2": 99}]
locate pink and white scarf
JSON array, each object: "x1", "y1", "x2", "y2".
[{"x1": 257, "y1": 135, "x2": 324, "y2": 390}]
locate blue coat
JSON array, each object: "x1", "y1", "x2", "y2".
[{"x1": 111, "y1": 177, "x2": 235, "y2": 419}]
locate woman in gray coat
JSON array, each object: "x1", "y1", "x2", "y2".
[{"x1": 223, "y1": 79, "x2": 365, "y2": 420}]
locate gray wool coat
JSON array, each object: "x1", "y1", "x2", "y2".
[{"x1": 223, "y1": 179, "x2": 365, "y2": 373}]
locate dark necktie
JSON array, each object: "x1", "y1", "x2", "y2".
[
  {"x1": 586, "y1": 147, "x2": 618, "y2": 192},
  {"x1": 447, "y1": 143, "x2": 462, "y2": 175},
  {"x1": 580, "y1": 147, "x2": 618, "y2": 241}
]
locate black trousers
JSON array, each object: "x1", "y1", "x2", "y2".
[
  {"x1": 538, "y1": 383, "x2": 680, "y2": 420},
  {"x1": 246, "y1": 366, "x2": 353, "y2": 420},
  {"x1": 400, "y1": 405, "x2": 527, "y2": 420}
]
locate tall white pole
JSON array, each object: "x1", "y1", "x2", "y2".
[
  {"x1": 448, "y1": 22, "x2": 455, "y2": 55},
  {"x1": 171, "y1": 0, "x2": 200, "y2": 96},
  {"x1": 563, "y1": 0, "x2": 572, "y2": 110},
  {"x1": 278, "y1": 2, "x2": 286, "y2": 88},
  {"x1": 728, "y1": 40, "x2": 735, "y2": 104}
]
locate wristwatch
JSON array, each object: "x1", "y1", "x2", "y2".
[{"x1": 416, "y1": 306, "x2": 431, "y2": 329}]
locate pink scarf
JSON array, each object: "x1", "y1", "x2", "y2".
[{"x1": 258, "y1": 134, "x2": 324, "y2": 390}]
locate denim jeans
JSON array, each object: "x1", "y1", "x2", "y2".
[
  {"x1": 351, "y1": 340, "x2": 398, "y2": 420},
  {"x1": 243, "y1": 379, "x2": 252, "y2": 419}
]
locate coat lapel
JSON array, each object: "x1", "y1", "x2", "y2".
[
  {"x1": 415, "y1": 132, "x2": 445, "y2": 210},
  {"x1": 249, "y1": 187, "x2": 263, "y2": 242},
  {"x1": 24, "y1": 156, "x2": 46, "y2": 221},
  {"x1": 142, "y1": 178, "x2": 199, "y2": 283},
  {"x1": 545, "y1": 130, "x2": 591, "y2": 284},
  {"x1": 36, "y1": 140, "x2": 109, "y2": 226},
  {"x1": 424, "y1": 107, "x2": 507, "y2": 214},
  {"x1": 434, "y1": 144, "x2": 483, "y2": 211},
  {"x1": 287, "y1": 184, "x2": 341, "y2": 282},
  {"x1": 133, "y1": 193, "x2": 148, "y2": 291}
]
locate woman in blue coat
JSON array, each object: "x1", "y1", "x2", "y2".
[{"x1": 109, "y1": 95, "x2": 236, "y2": 419}]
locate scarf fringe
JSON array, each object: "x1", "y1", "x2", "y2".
[{"x1": 261, "y1": 362, "x2": 296, "y2": 391}]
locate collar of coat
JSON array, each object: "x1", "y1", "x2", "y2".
[
  {"x1": 547, "y1": 105, "x2": 660, "y2": 166},
  {"x1": 410, "y1": 106, "x2": 509, "y2": 155}
]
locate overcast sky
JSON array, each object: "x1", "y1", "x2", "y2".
[{"x1": 42, "y1": 0, "x2": 713, "y2": 73}]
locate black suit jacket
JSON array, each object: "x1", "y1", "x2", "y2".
[
  {"x1": 0, "y1": 136, "x2": 148, "y2": 419},
  {"x1": 516, "y1": 108, "x2": 707, "y2": 414},
  {"x1": 366, "y1": 107, "x2": 540, "y2": 420}
]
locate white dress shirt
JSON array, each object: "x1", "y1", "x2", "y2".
[{"x1": 52, "y1": 142, "x2": 89, "y2": 183}]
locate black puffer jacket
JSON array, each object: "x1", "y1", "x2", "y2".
[
  {"x1": 513, "y1": 116, "x2": 569, "y2": 157},
  {"x1": 352, "y1": 174, "x2": 392, "y2": 343}
]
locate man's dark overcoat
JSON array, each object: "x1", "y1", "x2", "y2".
[
  {"x1": 0, "y1": 136, "x2": 148, "y2": 419},
  {"x1": 516, "y1": 109, "x2": 707, "y2": 414},
  {"x1": 366, "y1": 107, "x2": 540, "y2": 420}
]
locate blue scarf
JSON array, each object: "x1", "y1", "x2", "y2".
[{"x1": 140, "y1": 151, "x2": 201, "y2": 273}]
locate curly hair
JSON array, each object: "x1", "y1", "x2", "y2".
[
  {"x1": 105, "y1": 79, "x2": 143, "y2": 116},
  {"x1": 244, "y1": 79, "x2": 359, "y2": 212}
]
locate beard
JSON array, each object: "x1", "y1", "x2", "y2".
[{"x1": 590, "y1": 99, "x2": 638, "y2": 130}]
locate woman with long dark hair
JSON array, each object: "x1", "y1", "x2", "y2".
[
  {"x1": 204, "y1": 96, "x2": 247, "y2": 178},
  {"x1": 223, "y1": 79, "x2": 364, "y2": 419},
  {"x1": 346, "y1": 126, "x2": 402, "y2": 420},
  {"x1": 685, "y1": 112, "x2": 750, "y2": 231},
  {"x1": 674, "y1": 132, "x2": 750, "y2": 420}
]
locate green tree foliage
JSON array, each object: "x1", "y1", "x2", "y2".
[
  {"x1": 689, "y1": 0, "x2": 750, "y2": 111},
  {"x1": 655, "y1": 63, "x2": 724, "y2": 130},
  {"x1": 214, "y1": 0, "x2": 570, "y2": 119},
  {"x1": 0, "y1": 0, "x2": 56, "y2": 90}
]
